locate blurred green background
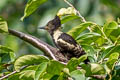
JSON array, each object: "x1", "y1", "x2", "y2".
[{"x1": 0, "y1": 0, "x2": 120, "y2": 57}]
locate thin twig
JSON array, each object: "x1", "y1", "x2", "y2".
[
  {"x1": 0, "y1": 71, "x2": 17, "y2": 80},
  {"x1": 64, "y1": 0, "x2": 91, "y2": 31},
  {"x1": 64, "y1": 0, "x2": 83, "y2": 20},
  {"x1": 0, "y1": 66, "x2": 27, "y2": 80}
]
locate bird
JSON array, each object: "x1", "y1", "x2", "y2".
[{"x1": 39, "y1": 16, "x2": 85, "y2": 59}]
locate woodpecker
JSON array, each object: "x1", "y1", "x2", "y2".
[{"x1": 39, "y1": 16, "x2": 85, "y2": 59}]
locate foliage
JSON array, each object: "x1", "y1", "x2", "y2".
[
  {"x1": 0, "y1": 17, "x2": 8, "y2": 33},
  {"x1": 0, "y1": 0, "x2": 120, "y2": 80}
]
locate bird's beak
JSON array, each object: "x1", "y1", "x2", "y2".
[{"x1": 39, "y1": 27, "x2": 46, "y2": 30}]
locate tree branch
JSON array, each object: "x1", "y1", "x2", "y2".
[
  {"x1": 8, "y1": 29, "x2": 68, "y2": 62},
  {"x1": 0, "y1": 66, "x2": 27, "y2": 80}
]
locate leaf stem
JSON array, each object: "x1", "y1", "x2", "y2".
[
  {"x1": 0, "y1": 71, "x2": 17, "y2": 80},
  {"x1": 96, "y1": 25, "x2": 113, "y2": 45},
  {"x1": 114, "y1": 35, "x2": 120, "y2": 46},
  {"x1": 101, "y1": 27, "x2": 113, "y2": 45}
]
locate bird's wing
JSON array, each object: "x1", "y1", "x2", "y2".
[
  {"x1": 58, "y1": 33, "x2": 77, "y2": 46},
  {"x1": 57, "y1": 33, "x2": 78, "y2": 51}
]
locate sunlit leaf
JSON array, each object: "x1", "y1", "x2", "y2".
[
  {"x1": 0, "y1": 17, "x2": 8, "y2": 33},
  {"x1": 78, "y1": 55, "x2": 88, "y2": 63},
  {"x1": 66, "y1": 58, "x2": 79, "y2": 72},
  {"x1": 19, "y1": 65, "x2": 38, "y2": 80},
  {"x1": 104, "y1": 45, "x2": 120, "y2": 58},
  {"x1": 62, "y1": 68, "x2": 70, "y2": 75},
  {"x1": 76, "y1": 32, "x2": 101, "y2": 44},
  {"x1": 19, "y1": 70, "x2": 35, "y2": 80},
  {"x1": 76, "y1": 32, "x2": 101, "y2": 40},
  {"x1": 14, "y1": 55, "x2": 49, "y2": 72},
  {"x1": 21, "y1": 0, "x2": 48, "y2": 21},
  {"x1": 91, "y1": 25, "x2": 106, "y2": 46},
  {"x1": 106, "y1": 52, "x2": 119, "y2": 70},
  {"x1": 66, "y1": 55, "x2": 87, "y2": 72},
  {"x1": 90, "y1": 63, "x2": 105, "y2": 75},
  {"x1": 82, "y1": 44, "x2": 95, "y2": 57},
  {"x1": 103, "y1": 21, "x2": 118, "y2": 37},
  {"x1": 104, "y1": 21, "x2": 118, "y2": 30},
  {"x1": 0, "y1": 45, "x2": 15, "y2": 63},
  {"x1": 46, "y1": 60, "x2": 64, "y2": 75},
  {"x1": 34, "y1": 62, "x2": 48, "y2": 80},
  {"x1": 70, "y1": 70, "x2": 86, "y2": 80},
  {"x1": 57, "y1": 7, "x2": 77, "y2": 17},
  {"x1": 61, "y1": 15, "x2": 80, "y2": 24},
  {"x1": 67, "y1": 22, "x2": 95, "y2": 39}
]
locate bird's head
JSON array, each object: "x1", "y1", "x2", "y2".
[{"x1": 39, "y1": 16, "x2": 61, "y2": 35}]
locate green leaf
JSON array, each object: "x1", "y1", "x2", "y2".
[
  {"x1": 66, "y1": 58, "x2": 79, "y2": 72},
  {"x1": 19, "y1": 65, "x2": 38, "y2": 80},
  {"x1": 62, "y1": 68, "x2": 70, "y2": 76},
  {"x1": 80, "y1": 64, "x2": 92, "y2": 76},
  {"x1": 14, "y1": 55, "x2": 49, "y2": 72},
  {"x1": 0, "y1": 45, "x2": 15, "y2": 63},
  {"x1": 34, "y1": 62, "x2": 48, "y2": 80},
  {"x1": 46, "y1": 60, "x2": 65, "y2": 75},
  {"x1": 61, "y1": 15, "x2": 80, "y2": 24},
  {"x1": 104, "y1": 21, "x2": 118, "y2": 30},
  {"x1": 70, "y1": 70, "x2": 86, "y2": 80},
  {"x1": 66, "y1": 55, "x2": 87, "y2": 72},
  {"x1": 100, "y1": 45, "x2": 114, "y2": 60},
  {"x1": 8, "y1": 74, "x2": 20, "y2": 80},
  {"x1": 82, "y1": 45, "x2": 95, "y2": 57},
  {"x1": 91, "y1": 25, "x2": 105, "y2": 46},
  {"x1": 106, "y1": 52, "x2": 119, "y2": 70},
  {"x1": 76, "y1": 32, "x2": 101, "y2": 44},
  {"x1": 0, "y1": 45, "x2": 13, "y2": 52},
  {"x1": 76, "y1": 32, "x2": 101, "y2": 40},
  {"x1": 42, "y1": 73, "x2": 53, "y2": 80},
  {"x1": 19, "y1": 70, "x2": 35, "y2": 80},
  {"x1": 21, "y1": 0, "x2": 48, "y2": 21},
  {"x1": 90, "y1": 63, "x2": 105, "y2": 75},
  {"x1": 103, "y1": 21, "x2": 118, "y2": 37},
  {"x1": 57, "y1": 7, "x2": 77, "y2": 17},
  {"x1": 78, "y1": 55, "x2": 88, "y2": 63},
  {"x1": 57, "y1": 72, "x2": 67, "y2": 80},
  {"x1": 66, "y1": 56, "x2": 88, "y2": 76},
  {"x1": 67, "y1": 22, "x2": 95, "y2": 39},
  {"x1": 104, "y1": 45, "x2": 120, "y2": 58},
  {"x1": 0, "y1": 17, "x2": 8, "y2": 33}
]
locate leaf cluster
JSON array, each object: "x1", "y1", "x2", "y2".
[{"x1": 0, "y1": 0, "x2": 120, "y2": 80}]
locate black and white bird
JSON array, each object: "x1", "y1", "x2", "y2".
[{"x1": 39, "y1": 16, "x2": 85, "y2": 59}]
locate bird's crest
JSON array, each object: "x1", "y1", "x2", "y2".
[{"x1": 51, "y1": 15, "x2": 61, "y2": 28}]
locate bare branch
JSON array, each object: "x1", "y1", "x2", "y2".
[
  {"x1": 0, "y1": 66, "x2": 27, "y2": 80},
  {"x1": 8, "y1": 29, "x2": 68, "y2": 62},
  {"x1": 0, "y1": 71, "x2": 17, "y2": 80},
  {"x1": 8, "y1": 29, "x2": 56, "y2": 60}
]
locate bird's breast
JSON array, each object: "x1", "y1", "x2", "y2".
[{"x1": 53, "y1": 30, "x2": 63, "y2": 43}]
